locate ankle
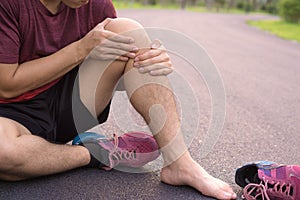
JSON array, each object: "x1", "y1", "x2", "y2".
[
  {"x1": 163, "y1": 151, "x2": 193, "y2": 169},
  {"x1": 76, "y1": 145, "x2": 92, "y2": 167}
]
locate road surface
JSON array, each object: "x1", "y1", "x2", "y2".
[{"x1": 1, "y1": 10, "x2": 299, "y2": 200}]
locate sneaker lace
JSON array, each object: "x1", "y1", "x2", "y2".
[
  {"x1": 104, "y1": 134, "x2": 137, "y2": 170},
  {"x1": 243, "y1": 182, "x2": 270, "y2": 200},
  {"x1": 243, "y1": 177, "x2": 294, "y2": 200}
]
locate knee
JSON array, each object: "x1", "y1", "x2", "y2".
[
  {"x1": 105, "y1": 18, "x2": 151, "y2": 48},
  {"x1": 0, "y1": 138, "x2": 13, "y2": 167},
  {"x1": 0, "y1": 125, "x2": 28, "y2": 181},
  {"x1": 105, "y1": 18, "x2": 143, "y2": 33},
  {"x1": 0, "y1": 120, "x2": 21, "y2": 171}
]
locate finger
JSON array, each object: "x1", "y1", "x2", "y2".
[
  {"x1": 116, "y1": 56, "x2": 129, "y2": 61},
  {"x1": 95, "y1": 18, "x2": 115, "y2": 33},
  {"x1": 89, "y1": 52, "x2": 120, "y2": 60},
  {"x1": 101, "y1": 18, "x2": 113, "y2": 28},
  {"x1": 95, "y1": 45, "x2": 137, "y2": 59},
  {"x1": 151, "y1": 39, "x2": 162, "y2": 49},
  {"x1": 149, "y1": 67, "x2": 173, "y2": 76},
  {"x1": 138, "y1": 64, "x2": 169, "y2": 73},
  {"x1": 134, "y1": 49, "x2": 162, "y2": 63},
  {"x1": 102, "y1": 30, "x2": 135, "y2": 44},
  {"x1": 91, "y1": 53, "x2": 129, "y2": 61},
  {"x1": 94, "y1": 45, "x2": 132, "y2": 57},
  {"x1": 101, "y1": 39, "x2": 138, "y2": 52},
  {"x1": 134, "y1": 53, "x2": 169, "y2": 68},
  {"x1": 91, "y1": 46, "x2": 134, "y2": 60}
]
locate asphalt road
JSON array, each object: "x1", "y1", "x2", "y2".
[{"x1": 1, "y1": 10, "x2": 300, "y2": 200}]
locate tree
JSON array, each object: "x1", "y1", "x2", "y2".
[
  {"x1": 205, "y1": 0, "x2": 214, "y2": 10},
  {"x1": 215, "y1": 0, "x2": 225, "y2": 11},
  {"x1": 279, "y1": 0, "x2": 300, "y2": 23},
  {"x1": 227, "y1": 0, "x2": 236, "y2": 10},
  {"x1": 181, "y1": 0, "x2": 188, "y2": 9}
]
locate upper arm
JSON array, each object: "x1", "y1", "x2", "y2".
[
  {"x1": 0, "y1": 1, "x2": 20, "y2": 64},
  {"x1": 92, "y1": 0, "x2": 117, "y2": 25},
  {"x1": 103, "y1": 0, "x2": 117, "y2": 19},
  {"x1": 0, "y1": 1, "x2": 20, "y2": 97}
]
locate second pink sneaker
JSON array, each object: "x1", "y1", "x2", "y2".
[{"x1": 236, "y1": 161, "x2": 300, "y2": 200}]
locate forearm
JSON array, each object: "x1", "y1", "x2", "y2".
[
  {"x1": 0, "y1": 18, "x2": 136, "y2": 99},
  {"x1": 1, "y1": 40, "x2": 90, "y2": 98}
]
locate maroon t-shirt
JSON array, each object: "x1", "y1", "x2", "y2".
[{"x1": 0, "y1": 0, "x2": 116, "y2": 103}]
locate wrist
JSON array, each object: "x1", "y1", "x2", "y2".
[{"x1": 74, "y1": 40, "x2": 92, "y2": 63}]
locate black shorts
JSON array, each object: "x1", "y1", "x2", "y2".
[{"x1": 0, "y1": 67, "x2": 110, "y2": 143}]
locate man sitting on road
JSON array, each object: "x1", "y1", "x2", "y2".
[{"x1": 0, "y1": 0, "x2": 236, "y2": 199}]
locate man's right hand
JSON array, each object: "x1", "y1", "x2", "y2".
[{"x1": 80, "y1": 18, "x2": 138, "y2": 61}]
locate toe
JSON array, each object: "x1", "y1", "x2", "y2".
[{"x1": 218, "y1": 191, "x2": 236, "y2": 200}]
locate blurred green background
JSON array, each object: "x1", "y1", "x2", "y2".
[{"x1": 113, "y1": 0, "x2": 300, "y2": 42}]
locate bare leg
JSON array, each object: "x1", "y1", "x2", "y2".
[
  {"x1": 80, "y1": 18, "x2": 236, "y2": 199},
  {"x1": 0, "y1": 117, "x2": 90, "y2": 181}
]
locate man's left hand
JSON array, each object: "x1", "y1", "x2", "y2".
[{"x1": 133, "y1": 40, "x2": 173, "y2": 76}]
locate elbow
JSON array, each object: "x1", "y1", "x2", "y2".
[
  {"x1": 0, "y1": 91, "x2": 13, "y2": 99},
  {"x1": 0, "y1": 87, "x2": 19, "y2": 99}
]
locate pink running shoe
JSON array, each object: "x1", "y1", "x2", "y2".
[
  {"x1": 235, "y1": 161, "x2": 300, "y2": 200},
  {"x1": 74, "y1": 132, "x2": 160, "y2": 170}
]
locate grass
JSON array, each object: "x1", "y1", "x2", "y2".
[
  {"x1": 112, "y1": 1, "x2": 179, "y2": 10},
  {"x1": 248, "y1": 20, "x2": 300, "y2": 42},
  {"x1": 112, "y1": 1, "x2": 254, "y2": 14},
  {"x1": 186, "y1": 6, "x2": 247, "y2": 14},
  {"x1": 113, "y1": 1, "x2": 300, "y2": 42}
]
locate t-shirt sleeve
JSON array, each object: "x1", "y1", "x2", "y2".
[
  {"x1": 92, "y1": 0, "x2": 117, "y2": 26},
  {"x1": 0, "y1": 1, "x2": 20, "y2": 64},
  {"x1": 103, "y1": 0, "x2": 117, "y2": 19}
]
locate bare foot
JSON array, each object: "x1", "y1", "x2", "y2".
[{"x1": 160, "y1": 154, "x2": 237, "y2": 200}]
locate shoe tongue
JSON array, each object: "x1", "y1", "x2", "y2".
[
  {"x1": 116, "y1": 137, "x2": 127, "y2": 148},
  {"x1": 97, "y1": 138, "x2": 115, "y2": 150},
  {"x1": 246, "y1": 166, "x2": 261, "y2": 184},
  {"x1": 253, "y1": 172, "x2": 260, "y2": 183},
  {"x1": 101, "y1": 137, "x2": 129, "y2": 149}
]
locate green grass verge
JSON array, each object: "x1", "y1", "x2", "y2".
[
  {"x1": 248, "y1": 20, "x2": 300, "y2": 42},
  {"x1": 112, "y1": 1, "x2": 255, "y2": 14},
  {"x1": 112, "y1": 1, "x2": 179, "y2": 10},
  {"x1": 186, "y1": 6, "x2": 247, "y2": 13}
]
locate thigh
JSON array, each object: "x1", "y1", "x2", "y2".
[
  {"x1": 0, "y1": 117, "x2": 30, "y2": 174},
  {"x1": 0, "y1": 101, "x2": 54, "y2": 141}
]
